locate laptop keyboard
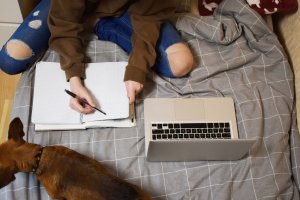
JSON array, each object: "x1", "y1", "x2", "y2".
[{"x1": 151, "y1": 122, "x2": 231, "y2": 140}]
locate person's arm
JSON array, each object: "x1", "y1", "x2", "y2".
[
  {"x1": 124, "y1": 1, "x2": 178, "y2": 102},
  {"x1": 48, "y1": 0, "x2": 96, "y2": 114},
  {"x1": 48, "y1": 0, "x2": 86, "y2": 80}
]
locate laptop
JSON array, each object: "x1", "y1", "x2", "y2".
[{"x1": 144, "y1": 97, "x2": 256, "y2": 161}]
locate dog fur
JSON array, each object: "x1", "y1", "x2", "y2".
[{"x1": 0, "y1": 118, "x2": 150, "y2": 200}]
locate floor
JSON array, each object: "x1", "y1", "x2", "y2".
[{"x1": 0, "y1": 70, "x2": 20, "y2": 143}]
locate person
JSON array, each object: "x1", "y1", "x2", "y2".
[{"x1": 0, "y1": 0, "x2": 194, "y2": 115}]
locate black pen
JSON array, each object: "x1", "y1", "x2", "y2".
[{"x1": 64, "y1": 89, "x2": 106, "y2": 115}]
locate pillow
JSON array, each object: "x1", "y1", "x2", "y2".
[
  {"x1": 198, "y1": 0, "x2": 222, "y2": 16},
  {"x1": 246, "y1": 0, "x2": 298, "y2": 15},
  {"x1": 197, "y1": 0, "x2": 298, "y2": 16}
]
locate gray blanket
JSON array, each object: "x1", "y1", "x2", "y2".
[{"x1": 1, "y1": 0, "x2": 300, "y2": 199}]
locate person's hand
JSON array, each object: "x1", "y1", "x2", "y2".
[
  {"x1": 125, "y1": 80, "x2": 143, "y2": 104},
  {"x1": 69, "y1": 76, "x2": 96, "y2": 114}
]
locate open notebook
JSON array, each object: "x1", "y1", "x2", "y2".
[{"x1": 32, "y1": 61, "x2": 135, "y2": 131}]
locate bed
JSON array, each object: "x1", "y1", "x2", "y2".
[{"x1": 1, "y1": 0, "x2": 300, "y2": 199}]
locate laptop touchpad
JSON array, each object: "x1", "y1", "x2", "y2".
[{"x1": 174, "y1": 99, "x2": 205, "y2": 120}]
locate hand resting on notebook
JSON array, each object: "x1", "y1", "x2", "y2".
[{"x1": 125, "y1": 80, "x2": 144, "y2": 104}]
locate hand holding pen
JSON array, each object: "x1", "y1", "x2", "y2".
[
  {"x1": 65, "y1": 89, "x2": 106, "y2": 115},
  {"x1": 67, "y1": 77, "x2": 106, "y2": 115}
]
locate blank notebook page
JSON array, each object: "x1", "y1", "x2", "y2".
[{"x1": 32, "y1": 61, "x2": 129, "y2": 124}]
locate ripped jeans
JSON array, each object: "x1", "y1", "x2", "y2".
[
  {"x1": 0, "y1": 0, "x2": 50, "y2": 74},
  {"x1": 95, "y1": 12, "x2": 183, "y2": 77},
  {"x1": 0, "y1": 0, "x2": 182, "y2": 78}
]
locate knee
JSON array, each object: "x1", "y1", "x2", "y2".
[
  {"x1": 166, "y1": 43, "x2": 194, "y2": 77},
  {"x1": 0, "y1": 39, "x2": 33, "y2": 74},
  {"x1": 6, "y1": 39, "x2": 33, "y2": 60}
]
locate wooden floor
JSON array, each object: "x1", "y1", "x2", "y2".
[{"x1": 0, "y1": 70, "x2": 20, "y2": 143}]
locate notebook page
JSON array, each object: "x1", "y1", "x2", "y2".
[
  {"x1": 82, "y1": 62, "x2": 129, "y2": 122},
  {"x1": 32, "y1": 61, "x2": 129, "y2": 125},
  {"x1": 32, "y1": 62, "x2": 80, "y2": 124}
]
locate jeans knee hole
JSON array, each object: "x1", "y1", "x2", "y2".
[
  {"x1": 33, "y1": 10, "x2": 40, "y2": 16},
  {"x1": 6, "y1": 39, "x2": 33, "y2": 60},
  {"x1": 29, "y1": 20, "x2": 42, "y2": 29}
]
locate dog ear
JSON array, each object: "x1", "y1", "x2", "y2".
[
  {"x1": 8, "y1": 117, "x2": 25, "y2": 142},
  {"x1": 0, "y1": 167, "x2": 16, "y2": 188}
]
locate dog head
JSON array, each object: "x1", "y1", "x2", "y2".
[{"x1": 0, "y1": 118, "x2": 40, "y2": 188}]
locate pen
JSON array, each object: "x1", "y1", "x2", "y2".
[
  {"x1": 64, "y1": 89, "x2": 106, "y2": 115},
  {"x1": 129, "y1": 103, "x2": 135, "y2": 123}
]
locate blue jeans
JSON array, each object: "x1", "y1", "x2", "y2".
[
  {"x1": 0, "y1": 0, "x2": 51, "y2": 74},
  {"x1": 94, "y1": 12, "x2": 183, "y2": 78}
]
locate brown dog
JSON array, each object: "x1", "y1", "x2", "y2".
[{"x1": 0, "y1": 118, "x2": 151, "y2": 200}]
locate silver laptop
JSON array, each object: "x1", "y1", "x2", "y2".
[{"x1": 144, "y1": 97, "x2": 256, "y2": 161}]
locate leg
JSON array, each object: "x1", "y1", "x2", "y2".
[
  {"x1": 94, "y1": 12, "x2": 193, "y2": 78},
  {"x1": 94, "y1": 14, "x2": 133, "y2": 54},
  {"x1": 0, "y1": 0, "x2": 51, "y2": 75},
  {"x1": 154, "y1": 22, "x2": 194, "y2": 77}
]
